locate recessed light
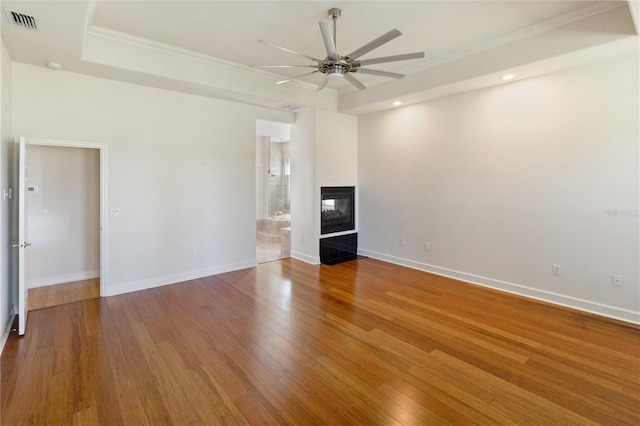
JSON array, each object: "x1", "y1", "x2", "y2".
[
  {"x1": 500, "y1": 73, "x2": 516, "y2": 81},
  {"x1": 393, "y1": 101, "x2": 403, "y2": 107},
  {"x1": 47, "y1": 61, "x2": 62, "y2": 70}
]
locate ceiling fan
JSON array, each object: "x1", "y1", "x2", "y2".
[{"x1": 254, "y1": 8, "x2": 425, "y2": 91}]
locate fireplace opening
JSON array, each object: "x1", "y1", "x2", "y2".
[{"x1": 321, "y1": 186, "x2": 355, "y2": 234}]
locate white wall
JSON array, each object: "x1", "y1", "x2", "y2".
[
  {"x1": 26, "y1": 145, "x2": 100, "y2": 288},
  {"x1": 12, "y1": 63, "x2": 293, "y2": 296},
  {"x1": 358, "y1": 55, "x2": 640, "y2": 323},
  {"x1": 1, "y1": 41, "x2": 13, "y2": 350},
  {"x1": 316, "y1": 109, "x2": 358, "y2": 187},
  {"x1": 256, "y1": 120, "x2": 290, "y2": 142},
  {"x1": 290, "y1": 107, "x2": 358, "y2": 263},
  {"x1": 290, "y1": 107, "x2": 316, "y2": 263}
]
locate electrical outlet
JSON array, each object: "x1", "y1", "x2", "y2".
[
  {"x1": 399, "y1": 238, "x2": 405, "y2": 247},
  {"x1": 552, "y1": 264, "x2": 561, "y2": 276},
  {"x1": 424, "y1": 242, "x2": 430, "y2": 251},
  {"x1": 612, "y1": 274, "x2": 623, "y2": 287}
]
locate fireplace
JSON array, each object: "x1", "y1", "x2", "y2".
[{"x1": 321, "y1": 186, "x2": 355, "y2": 235}]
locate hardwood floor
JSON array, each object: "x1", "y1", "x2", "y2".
[
  {"x1": 28, "y1": 278, "x2": 100, "y2": 311},
  {"x1": 2, "y1": 258, "x2": 639, "y2": 425},
  {"x1": 256, "y1": 239, "x2": 289, "y2": 264}
]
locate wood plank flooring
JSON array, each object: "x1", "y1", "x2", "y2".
[
  {"x1": 2, "y1": 258, "x2": 639, "y2": 425},
  {"x1": 28, "y1": 278, "x2": 100, "y2": 311}
]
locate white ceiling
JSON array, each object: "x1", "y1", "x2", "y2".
[{"x1": 1, "y1": 1, "x2": 638, "y2": 114}]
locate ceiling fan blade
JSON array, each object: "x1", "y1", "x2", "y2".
[
  {"x1": 258, "y1": 40, "x2": 321, "y2": 62},
  {"x1": 316, "y1": 76, "x2": 329, "y2": 91},
  {"x1": 355, "y1": 68, "x2": 405, "y2": 79},
  {"x1": 346, "y1": 29, "x2": 402, "y2": 60},
  {"x1": 275, "y1": 70, "x2": 320, "y2": 85},
  {"x1": 344, "y1": 73, "x2": 366, "y2": 90},
  {"x1": 319, "y1": 22, "x2": 337, "y2": 59},
  {"x1": 358, "y1": 52, "x2": 425, "y2": 66},
  {"x1": 253, "y1": 65, "x2": 318, "y2": 68}
]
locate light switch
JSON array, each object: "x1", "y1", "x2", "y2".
[{"x1": 110, "y1": 208, "x2": 121, "y2": 217}]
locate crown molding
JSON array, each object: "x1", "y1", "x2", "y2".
[
  {"x1": 85, "y1": 25, "x2": 338, "y2": 96},
  {"x1": 342, "y1": 1, "x2": 627, "y2": 94},
  {"x1": 85, "y1": 1, "x2": 622, "y2": 98},
  {"x1": 409, "y1": 1, "x2": 626, "y2": 73}
]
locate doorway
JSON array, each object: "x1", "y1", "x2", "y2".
[
  {"x1": 256, "y1": 120, "x2": 292, "y2": 263},
  {"x1": 15, "y1": 138, "x2": 107, "y2": 324},
  {"x1": 25, "y1": 145, "x2": 100, "y2": 310}
]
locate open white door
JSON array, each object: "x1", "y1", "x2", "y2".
[{"x1": 15, "y1": 137, "x2": 30, "y2": 335}]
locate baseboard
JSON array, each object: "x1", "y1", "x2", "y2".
[
  {"x1": 28, "y1": 270, "x2": 100, "y2": 289},
  {"x1": 291, "y1": 250, "x2": 320, "y2": 265},
  {"x1": 1, "y1": 312, "x2": 16, "y2": 355},
  {"x1": 104, "y1": 260, "x2": 257, "y2": 297},
  {"x1": 358, "y1": 249, "x2": 640, "y2": 325}
]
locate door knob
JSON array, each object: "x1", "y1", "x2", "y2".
[{"x1": 12, "y1": 242, "x2": 31, "y2": 248}]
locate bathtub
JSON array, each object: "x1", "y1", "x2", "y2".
[{"x1": 256, "y1": 216, "x2": 291, "y2": 243}]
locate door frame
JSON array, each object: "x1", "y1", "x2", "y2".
[{"x1": 17, "y1": 137, "x2": 108, "y2": 299}]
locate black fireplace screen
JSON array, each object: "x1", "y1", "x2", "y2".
[{"x1": 321, "y1": 186, "x2": 355, "y2": 234}]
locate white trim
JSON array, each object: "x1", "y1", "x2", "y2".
[
  {"x1": 627, "y1": 0, "x2": 640, "y2": 35},
  {"x1": 358, "y1": 248, "x2": 640, "y2": 325},
  {"x1": 21, "y1": 138, "x2": 108, "y2": 298},
  {"x1": 319, "y1": 230, "x2": 357, "y2": 239},
  {"x1": 28, "y1": 270, "x2": 99, "y2": 289},
  {"x1": 411, "y1": 1, "x2": 625, "y2": 73},
  {"x1": 344, "y1": 1, "x2": 627, "y2": 91},
  {"x1": 291, "y1": 250, "x2": 320, "y2": 265},
  {"x1": 87, "y1": 25, "x2": 256, "y2": 72},
  {"x1": 85, "y1": 25, "x2": 336, "y2": 95},
  {"x1": 105, "y1": 261, "x2": 256, "y2": 297},
  {"x1": 86, "y1": 3, "x2": 622, "y2": 96}
]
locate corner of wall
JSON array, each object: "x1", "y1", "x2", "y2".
[
  {"x1": 290, "y1": 107, "x2": 318, "y2": 261},
  {"x1": 0, "y1": 40, "x2": 14, "y2": 351}
]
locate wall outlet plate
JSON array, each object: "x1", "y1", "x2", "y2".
[{"x1": 612, "y1": 274, "x2": 623, "y2": 287}]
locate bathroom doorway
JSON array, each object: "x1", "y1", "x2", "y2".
[{"x1": 256, "y1": 120, "x2": 291, "y2": 263}]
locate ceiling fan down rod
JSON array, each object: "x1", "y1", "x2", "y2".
[{"x1": 328, "y1": 8, "x2": 341, "y2": 54}]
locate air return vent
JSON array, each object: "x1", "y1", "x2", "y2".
[
  {"x1": 277, "y1": 103, "x2": 303, "y2": 112},
  {"x1": 5, "y1": 10, "x2": 37, "y2": 30}
]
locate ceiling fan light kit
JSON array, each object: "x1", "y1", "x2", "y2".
[
  {"x1": 327, "y1": 65, "x2": 344, "y2": 80},
  {"x1": 254, "y1": 8, "x2": 425, "y2": 91}
]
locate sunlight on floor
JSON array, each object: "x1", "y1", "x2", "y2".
[{"x1": 257, "y1": 239, "x2": 290, "y2": 264}]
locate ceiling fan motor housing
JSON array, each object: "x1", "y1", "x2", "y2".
[{"x1": 319, "y1": 57, "x2": 361, "y2": 78}]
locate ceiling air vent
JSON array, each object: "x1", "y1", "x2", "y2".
[
  {"x1": 5, "y1": 10, "x2": 37, "y2": 30},
  {"x1": 277, "y1": 103, "x2": 303, "y2": 112}
]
